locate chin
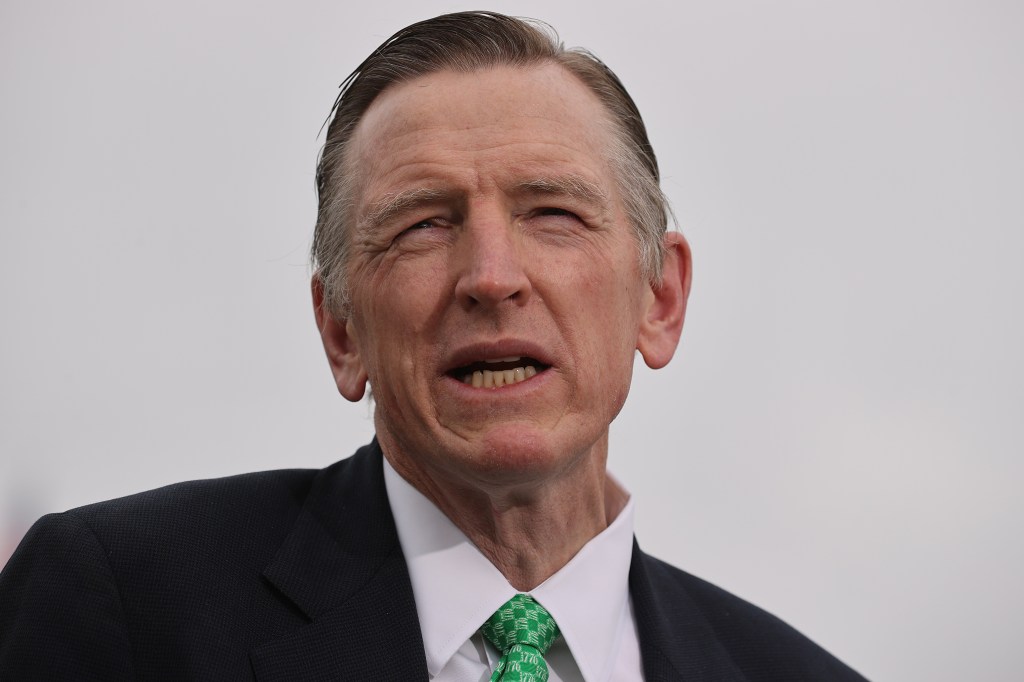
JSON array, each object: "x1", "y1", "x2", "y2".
[{"x1": 453, "y1": 424, "x2": 597, "y2": 486}]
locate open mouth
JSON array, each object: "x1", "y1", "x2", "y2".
[{"x1": 448, "y1": 356, "x2": 550, "y2": 388}]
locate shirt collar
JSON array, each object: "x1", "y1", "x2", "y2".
[{"x1": 383, "y1": 458, "x2": 636, "y2": 681}]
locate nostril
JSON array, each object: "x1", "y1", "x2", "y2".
[{"x1": 456, "y1": 271, "x2": 530, "y2": 307}]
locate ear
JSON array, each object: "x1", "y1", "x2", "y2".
[
  {"x1": 637, "y1": 232, "x2": 692, "y2": 369},
  {"x1": 312, "y1": 275, "x2": 368, "y2": 401}
]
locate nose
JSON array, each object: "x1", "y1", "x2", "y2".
[{"x1": 453, "y1": 212, "x2": 532, "y2": 309}]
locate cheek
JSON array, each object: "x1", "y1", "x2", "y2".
[
  {"x1": 353, "y1": 269, "x2": 449, "y2": 391},
  {"x1": 357, "y1": 262, "x2": 444, "y2": 337},
  {"x1": 563, "y1": 273, "x2": 643, "y2": 386},
  {"x1": 577, "y1": 264, "x2": 644, "y2": 339}
]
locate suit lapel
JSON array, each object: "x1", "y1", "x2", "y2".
[
  {"x1": 630, "y1": 540, "x2": 747, "y2": 681},
  {"x1": 250, "y1": 441, "x2": 428, "y2": 680},
  {"x1": 249, "y1": 444, "x2": 749, "y2": 680}
]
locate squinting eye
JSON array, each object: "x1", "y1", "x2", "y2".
[
  {"x1": 537, "y1": 208, "x2": 579, "y2": 219},
  {"x1": 395, "y1": 217, "x2": 450, "y2": 243},
  {"x1": 400, "y1": 219, "x2": 437, "y2": 235}
]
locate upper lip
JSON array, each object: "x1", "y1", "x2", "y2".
[{"x1": 443, "y1": 339, "x2": 555, "y2": 374}]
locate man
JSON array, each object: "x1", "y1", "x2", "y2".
[{"x1": 0, "y1": 12, "x2": 866, "y2": 681}]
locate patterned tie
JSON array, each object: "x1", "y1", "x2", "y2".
[{"x1": 481, "y1": 594, "x2": 561, "y2": 682}]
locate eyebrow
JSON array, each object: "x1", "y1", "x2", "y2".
[
  {"x1": 359, "y1": 187, "x2": 456, "y2": 234},
  {"x1": 358, "y1": 174, "x2": 611, "y2": 234},
  {"x1": 512, "y1": 175, "x2": 610, "y2": 210}
]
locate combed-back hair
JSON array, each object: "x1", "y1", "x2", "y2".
[{"x1": 312, "y1": 11, "x2": 669, "y2": 315}]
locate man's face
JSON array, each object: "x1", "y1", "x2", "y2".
[{"x1": 321, "y1": 64, "x2": 682, "y2": 489}]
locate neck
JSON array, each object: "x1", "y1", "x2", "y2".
[{"x1": 383, "y1": 435, "x2": 627, "y2": 591}]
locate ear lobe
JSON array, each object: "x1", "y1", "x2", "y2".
[
  {"x1": 637, "y1": 232, "x2": 692, "y2": 369},
  {"x1": 312, "y1": 276, "x2": 368, "y2": 402}
]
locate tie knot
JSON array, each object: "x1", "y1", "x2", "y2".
[{"x1": 482, "y1": 594, "x2": 560, "y2": 655}]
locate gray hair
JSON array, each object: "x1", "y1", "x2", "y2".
[{"x1": 312, "y1": 11, "x2": 670, "y2": 315}]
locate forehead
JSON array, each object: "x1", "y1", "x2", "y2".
[{"x1": 346, "y1": 63, "x2": 619, "y2": 209}]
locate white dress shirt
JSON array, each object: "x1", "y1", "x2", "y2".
[{"x1": 383, "y1": 459, "x2": 644, "y2": 682}]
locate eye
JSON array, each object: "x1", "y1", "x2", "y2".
[
  {"x1": 394, "y1": 217, "x2": 451, "y2": 246},
  {"x1": 400, "y1": 218, "x2": 440, "y2": 235},
  {"x1": 537, "y1": 207, "x2": 579, "y2": 219}
]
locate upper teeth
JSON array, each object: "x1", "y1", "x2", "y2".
[{"x1": 461, "y1": 364, "x2": 538, "y2": 388}]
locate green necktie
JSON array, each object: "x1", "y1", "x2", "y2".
[{"x1": 481, "y1": 594, "x2": 561, "y2": 682}]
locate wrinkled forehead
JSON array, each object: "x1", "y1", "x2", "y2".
[{"x1": 344, "y1": 63, "x2": 620, "y2": 204}]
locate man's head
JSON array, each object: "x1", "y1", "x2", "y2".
[
  {"x1": 312, "y1": 12, "x2": 691, "y2": 493},
  {"x1": 312, "y1": 11, "x2": 670, "y2": 317}
]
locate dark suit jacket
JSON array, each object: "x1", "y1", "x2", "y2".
[{"x1": 0, "y1": 441, "x2": 866, "y2": 680}]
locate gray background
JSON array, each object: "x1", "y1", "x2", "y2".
[{"x1": 2, "y1": 1, "x2": 1022, "y2": 680}]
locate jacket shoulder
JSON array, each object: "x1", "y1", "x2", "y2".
[
  {"x1": 636, "y1": 552, "x2": 868, "y2": 681},
  {"x1": 0, "y1": 468, "x2": 321, "y2": 679},
  {"x1": 68, "y1": 468, "x2": 318, "y2": 544}
]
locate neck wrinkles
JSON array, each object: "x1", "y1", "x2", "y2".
[{"x1": 382, "y1": 435, "x2": 615, "y2": 590}]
